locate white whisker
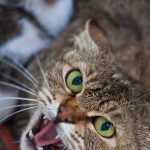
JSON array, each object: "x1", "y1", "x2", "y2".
[
  {"x1": 0, "y1": 97, "x2": 37, "y2": 102},
  {"x1": 13, "y1": 58, "x2": 38, "y2": 85},
  {"x1": 121, "y1": 91, "x2": 150, "y2": 109},
  {"x1": 129, "y1": 91, "x2": 150, "y2": 104},
  {"x1": 0, "y1": 106, "x2": 38, "y2": 122},
  {"x1": 11, "y1": 141, "x2": 20, "y2": 144},
  {"x1": 35, "y1": 55, "x2": 51, "y2": 91},
  {"x1": 121, "y1": 102, "x2": 150, "y2": 109},
  {"x1": 0, "y1": 72, "x2": 37, "y2": 94},
  {"x1": 0, "y1": 57, "x2": 37, "y2": 86},
  {"x1": 0, "y1": 81, "x2": 37, "y2": 96},
  {"x1": 0, "y1": 104, "x2": 37, "y2": 110}
]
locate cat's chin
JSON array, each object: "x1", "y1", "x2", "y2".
[{"x1": 22, "y1": 114, "x2": 65, "y2": 150}]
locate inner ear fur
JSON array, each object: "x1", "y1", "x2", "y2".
[{"x1": 85, "y1": 19, "x2": 110, "y2": 47}]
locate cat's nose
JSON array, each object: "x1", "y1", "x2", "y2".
[
  {"x1": 56, "y1": 101, "x2": 86, "y2": 124},
  {"x1": 57, "y1": 105, "x2": 74, "y2": 123}
]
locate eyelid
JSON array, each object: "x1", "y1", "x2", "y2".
[
  {"x1": 87, "y1": 111, "x2": 108, "y2": 118},
  {"x1": 87, "y1": 112, "x2": 114, "y2": 124},
  {"x1": 90, "y1": 116, "x2": 100, "y2": 123}
]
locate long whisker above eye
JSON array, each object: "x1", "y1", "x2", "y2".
[
  {"x1": 11, "y1": 141, "x2": 20, "y2": 144},
  {"x1": 129, "y1": 91, "x2": 150, "y2": 104},
  {"x1": 0, "y1": 97, "x2": 38, "y2": 102},
  {"x1": 121, "y1": 102, "x2": 150, "y2": 109},
  {"x1": 35, "y1": 55, "x2": 51, "y2": 91},
  {"x1": 0, "y1": 104, "x2": 37, "y2": 111},
  {"x1": 0, "y1": 106, "x2": 38, "y2": 123},
  {"x1": 0, "y1": 72, "x2": 37, "y2": 94},
  {"x1": 13, "y1": 58, "x2": 38, "y2": 84},
  {"x1": 0, "y1": 57, "x2": 38, "y2": 87},
  {"x1": 0, "y1": 81, "x2": 37, "y2": 96}
]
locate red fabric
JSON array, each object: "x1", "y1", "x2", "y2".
[{"x1": 0, "y1": 124, "x2": 18, "y2": 150}]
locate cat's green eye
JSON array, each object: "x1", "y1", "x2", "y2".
[
  {"x1": 66, "y1": 70, "x2": 83, "y2": 93},
  {"x1": 93, "y1": 116, "x2": 115, "y2": 138}
]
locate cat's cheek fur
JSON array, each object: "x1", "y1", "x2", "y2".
[
  {"x1": 22, "y1": 0, "x2": 74, "y2": 37},
  {"x1": 20, "y1": 136, "x2": 35, "y2": 150},
  {"x1": 57, "y1": 123, "x2": 85, "y2": 150},
  {"x1": 0, "y1": 19, "x2": 50, "y2": 64}
]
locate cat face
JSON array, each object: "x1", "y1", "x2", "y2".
[{"x1": 21, "y1": 20, "x2": 150, "y2": 150}]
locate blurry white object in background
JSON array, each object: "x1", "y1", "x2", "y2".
[
  {"x1": 1, "y1": 18, "x2": 50, "y2": 64},
  {"x1": 0, "y1": 0, "x2": 74, "y2": 37},
  {"x1": 22, "y1": 0, "x2": 74, "y2": 37}
]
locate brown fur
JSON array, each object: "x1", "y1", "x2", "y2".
[{"x1": 4, "y1": 0, "x2": 149, "y2": 149}]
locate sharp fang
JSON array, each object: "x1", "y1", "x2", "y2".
[
  {"x1": 55, "y1": 135, "x2": 60, "y2": 139},
  {"x1": 37, "y1": 147, "x2": 43, "y2": 150},
  {"x1": 29, "y1": 130, "x2": 34, "y2": 138},
  {"x1": 43, "y1": 115, "x2": 47, "y2": 120},
  {"x1": 44, "y1": 119, "x2": 48, "y2": 125}
]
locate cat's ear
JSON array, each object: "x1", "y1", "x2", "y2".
[
  {"x1": 74, "y1": 19, "x2": 109, "y2": 52},
  {"x1": 85, "y1": 19, "x2": 109, "y2": 47}
]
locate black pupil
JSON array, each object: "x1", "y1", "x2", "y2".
[
  {"x1": 72, "y1": 76, "x2": 82, "y2": 85},
  {"x1": 101, "y1": 122, "x2": 111, "y2": 131}
]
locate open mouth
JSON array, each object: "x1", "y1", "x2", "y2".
[{"x1": 26, "y1": 115, "x2": 66, "y2": 150}]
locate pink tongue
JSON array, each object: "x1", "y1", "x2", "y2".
[{"x1": 33, "y1": 121, "x2": 60, "y2": 147}]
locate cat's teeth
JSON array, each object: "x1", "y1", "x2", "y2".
[
  {"x1": 37, "y1": 147, "x2": 43, "y2": 150},
  {"x1": 29, "y1": 130, "x2": 34, "y2": 138},
  {"x1": 43, "y1": 115, "x2": 47, "y2": 120},
  {"x1": 43, "y1": 119, "x2": 48, "y2": 125},
  {"x1": 43, "y1": 115, "x2": 49, "y2": 125},
  {"x1": 55, "y1": 135, "x2": 60, "y2": 139}
]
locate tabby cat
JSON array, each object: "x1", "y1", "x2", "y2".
[{"x1": 19, "y1": 0, "x2": 150, "y2": 150}]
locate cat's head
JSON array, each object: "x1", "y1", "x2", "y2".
[{"x1": 21, "y1": 20, "x2": 149, "y2": 150}]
